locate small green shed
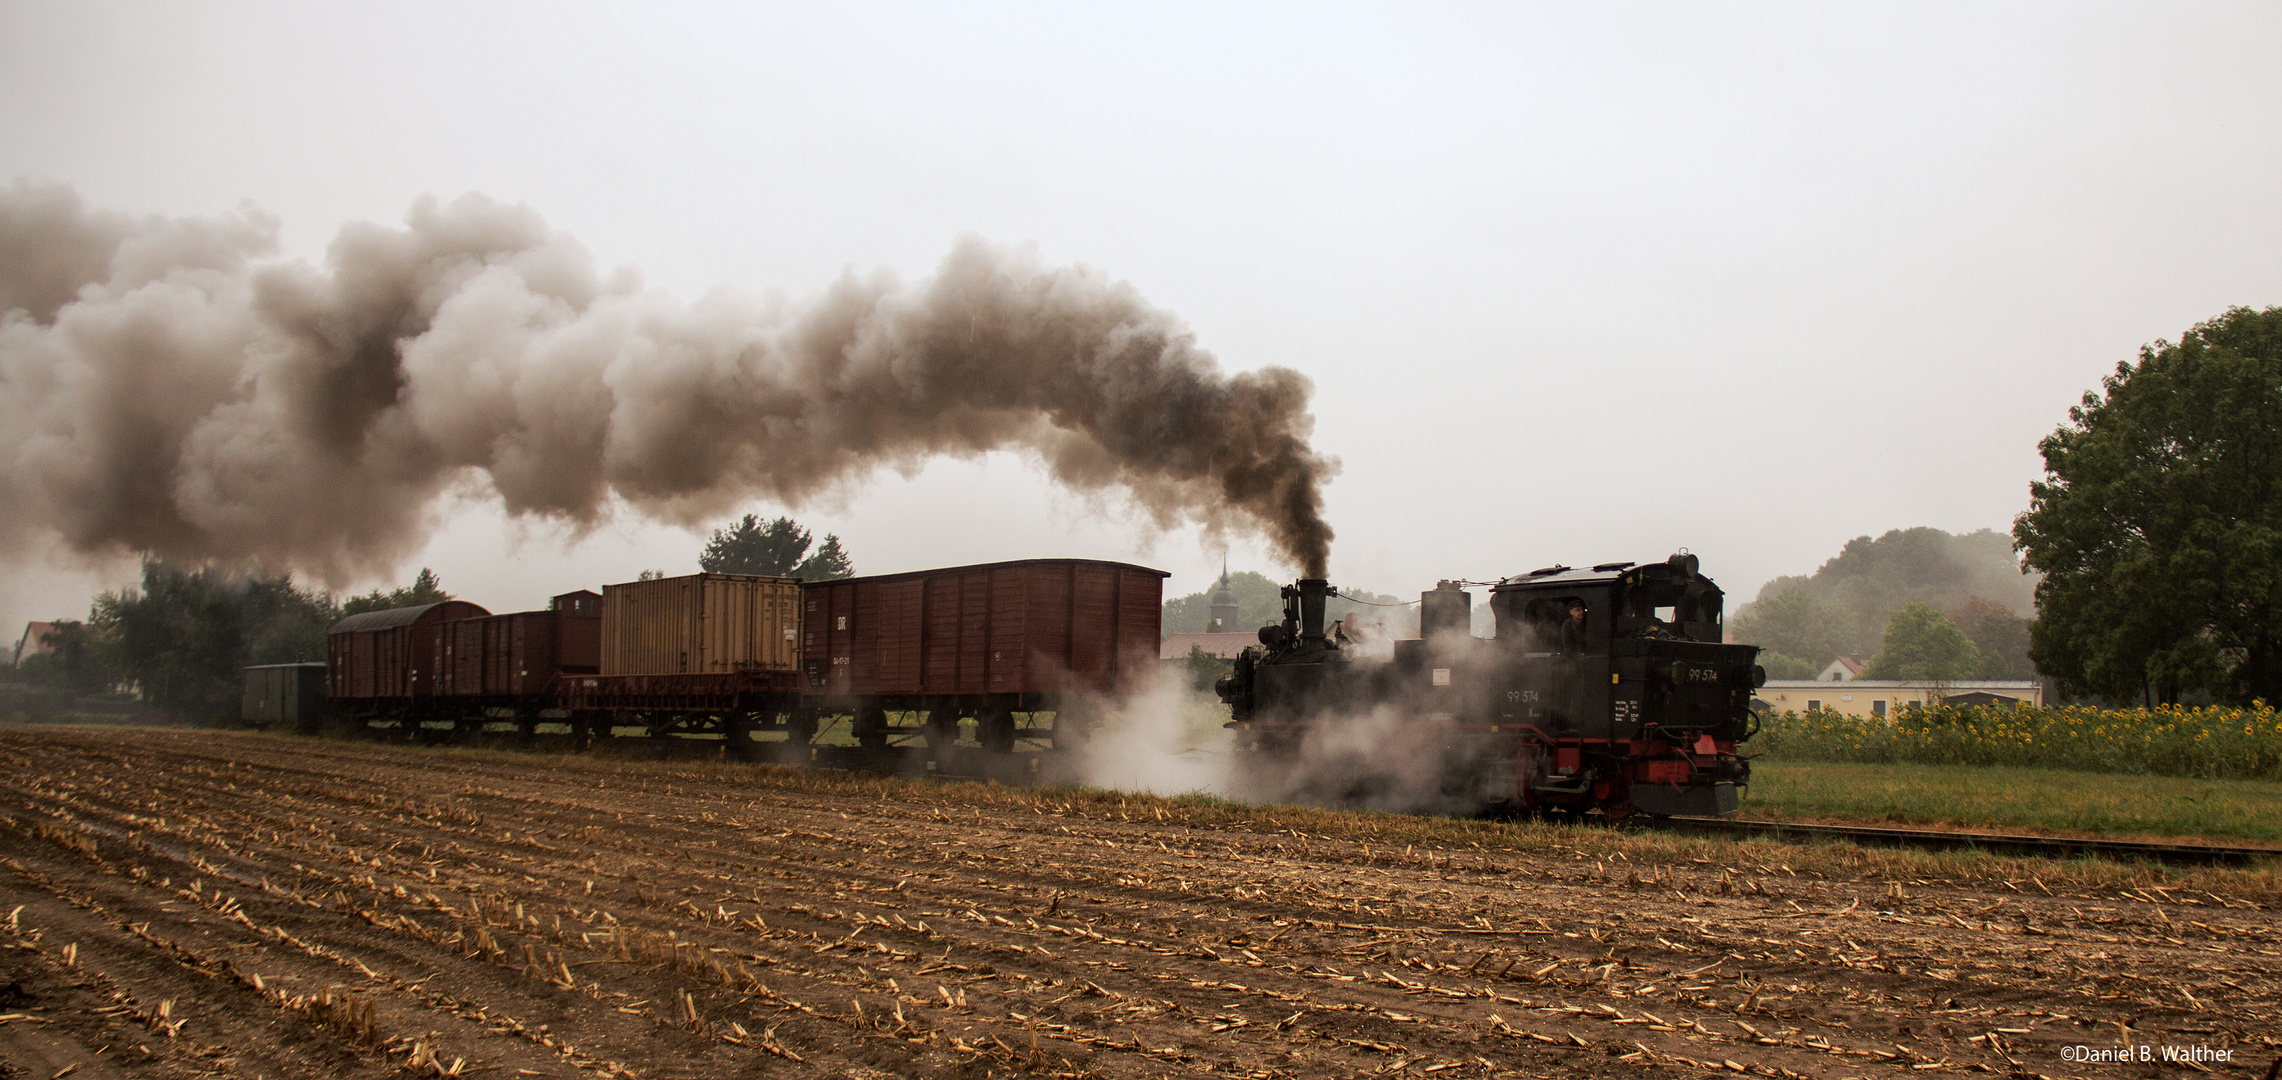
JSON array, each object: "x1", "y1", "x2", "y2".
[{"x1": 242, "y1": 662, "x2": 329, "y2": 730}]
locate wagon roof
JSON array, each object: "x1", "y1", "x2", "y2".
[
  {"x1": 814, "y1": 558, "x2": 1170, "y2": 587},
  {"x1": 328, "y1": 601, "x2": 486, "y2": 634}
]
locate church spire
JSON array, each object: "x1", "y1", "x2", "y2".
[{"x1": 1209, "y1": 560, "x2": 1240, "y2": 633}]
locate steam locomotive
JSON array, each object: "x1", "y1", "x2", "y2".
[{"x1": 1216, "y1": 553, "x2": 1762, "y2": 817}]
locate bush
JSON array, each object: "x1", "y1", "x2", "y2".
[{"x1": 1753, "y1": 701, "x2": 2282, "y2": 781}]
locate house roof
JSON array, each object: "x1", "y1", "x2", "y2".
[
  {"x1": 1762, "y1": 679, "x2": 2043, "y2": 689},
  {"x1": 1161, "y1": 632, "x2": 1258, "y2": 660},
  {"x1": 14, "y1": 621, "x2": 57, "y2": 664}
]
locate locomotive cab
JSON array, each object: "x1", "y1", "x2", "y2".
[{"x1": 1485, "y1": 553, "x2": 1759, "y2": 816}]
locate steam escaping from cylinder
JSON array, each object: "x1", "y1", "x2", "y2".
[{"x1": 0, "y1": 182, "x2": 1339, "y2": 582}]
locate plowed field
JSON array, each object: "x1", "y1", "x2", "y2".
[{"x1": 0, "y1": 729, "x2": 2274, "y2": 1079}]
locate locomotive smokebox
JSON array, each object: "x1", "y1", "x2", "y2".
[
  {"x1": 1421, "y1": 580, "x2": 1472, "y2": 639},
  {"x1": 1295, "y1": 578, "x2": 1332, "y2": 643}
]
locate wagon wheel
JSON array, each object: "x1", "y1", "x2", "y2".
[
  {"x1": 976, "y1": 706, "x2": 1017, "y2": 754},
  {"x1": 853, "y1": 705, "x2": 891, "y2": 750},
  {"x1": 786, "y1": 710, "x2": 819, "y2": 745},
  {"x1": 723, "y1": 713, "x2": 758, "y2": 758},
  {"x1": 923, "y1": 706, "x2": 963, "y2": 750},
  {"x1": 1051, "y1": 697, "x2": 1101, "y2": 751}
]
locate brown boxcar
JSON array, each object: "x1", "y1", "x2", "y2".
[
  {"x1": 327, "y1": 601, "x2": 491, "y2": 703},
  {"x1": 600, "y1": 574, "x2": 801, "y2": 676},
  {"x1": 435, "y1": 591, "x2": 602, "y2": 699},
  {"x1": 802, "y1": 559, "x2": 1167, "y2": 702}
]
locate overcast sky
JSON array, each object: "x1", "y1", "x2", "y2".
[{"x1": 4, "y1": 1, "x2": 2279, "y2": 632}]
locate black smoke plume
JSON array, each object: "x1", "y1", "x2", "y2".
[{"x1": 0, "y1": 182, "x2": 1337, "y2": 581}]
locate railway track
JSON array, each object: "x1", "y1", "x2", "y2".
[{"x1": 1652, "y1": 814, "x2": 2282, "y2": 866}]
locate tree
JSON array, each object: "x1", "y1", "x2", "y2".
[
  {"x1": 1950, "y1": 596, "x2": 2034, "y2": 679},
  {"x1": 340, "y1": 567, "x2": 451, "y2": 617},
  {"x1": 1728, "y1": 588, "x2": 1852, "y2": 667},
  {"x1": 1159, "y1": 571, "x2": 1412, "y2": 637},
  {"x1": 14, "y1": 621, "x2": 115, "y2": 696},
  {"x1": 1731, "y1": 528, "x2": 2038, "y2": 664},
  {"x1": 796, "y1": 534, "x2": 854, "y2": 581},
  {"x1": 1754, "y1": 652, "x2": 1820, "y2": 680},
  {"x1": 1181, "y1": 645, "x2": 1231, "y2": 691},
  {"x1": 2015, "y1": 305, "x2": 2282, "y2": 705},
  {"x1": 1862, "y1": 602, "x2": 1981, "y2": 683},
  {"x1": 93, "y1": 560, "x2": 338, "y2": 722},
  {"x1": 699, "y1": 515, "x2": 855, "y2": 581}
]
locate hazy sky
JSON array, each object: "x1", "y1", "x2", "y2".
[{"x1": 4, "y1": 1, "x2": 2279, "y2": 632}]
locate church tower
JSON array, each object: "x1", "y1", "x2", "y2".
[{"x1": 1208, "y1": 562, "x2": 1240, "y2": 633}]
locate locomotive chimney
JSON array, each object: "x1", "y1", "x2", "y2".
[
  {"x1": 1296, "y1": 578, "x2": 1332, "y2": 643},
  {"x1": 1420, "y1": 580, "x2": 1472, "y2": 639}
]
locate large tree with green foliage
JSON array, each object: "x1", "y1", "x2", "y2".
[
  {"x1": 1731, "y1": 527, "x2": 2037, "y2": 667},
  {"x1": 1949, "y1": 596, "x2": 2034, "y2": 679},
  {"x1": 1862, "y1": 602, "x2": 1981, "y2": 681},
  {"x1": 1727, "y1": 589, "x2": 1851, "y2": 671},
  {"x1": 2015, "y1": 305, "x2": 2282, "y2": 705},
  {"x1": 14, "y1": 621, "x2": 114, "y2": 695},
  {"x1": 699, "y1": 515, "x2": 854, "y2": 581},
  {"x1": 93, "y1": 561, "x2": 340, "y2": 722}
]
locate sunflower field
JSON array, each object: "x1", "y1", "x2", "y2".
[{"x1": 1751, "y1": 701, "x2": 2282, "y2": 780}]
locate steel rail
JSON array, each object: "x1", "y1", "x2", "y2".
[{"x1": 1647, "y1": 815, "x2": 2281, "y2": 866}]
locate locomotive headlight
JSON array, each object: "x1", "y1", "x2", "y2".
[{"x1": 1751, "y1": 664, "x2": 1766, "y2": 688}]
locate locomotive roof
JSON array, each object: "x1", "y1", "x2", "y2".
[
  {"x1": 1493, "y1": 562, "x2": 1640, "y2": 588},
  {"x1": 1493, "y1": 558, "x2": 1719, "y2": 592},
  {"x1": 327, "y1": 601, "x2": 488, "y2": 634}
]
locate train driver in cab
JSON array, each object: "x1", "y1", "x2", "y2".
[{"x1": 1557, "y1": 599, "x2": 1589, "y2": 653}]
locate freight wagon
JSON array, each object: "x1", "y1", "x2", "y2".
[
  {"x1": 313, "y1": 559, "x2": 1169, "y2": 762},
  {"x1": 802, "y1": 559, "x2": 1167, "y2": 751},
  {"x1": 327, "y1": 600, "x2": 490, "y2": 713},
  {"x1": 241, "y1": 662, "x2": 329, "y2": 731}
]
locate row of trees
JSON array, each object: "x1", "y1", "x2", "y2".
[
  {"x1": 1160, "y1": 571, "x2": 1413, "y2": 638},
  {"x1": 12, "y1": 512, "x2": 855, "y2": 725},
  {"x1": 1727, "y1": 527, "x2": 2037, "y2": 676},
  {"x1": 696, "y1": 515, "x2": 853, "y2": 580},
  {"x1": 11, "y1": 562, "x2": 450, "y2": 722},
  {"x1": 1750, "y1": 303, "x2": 2282, "y2": 707}
]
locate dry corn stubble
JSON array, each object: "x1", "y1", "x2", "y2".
[{"x1": 0, "y1": 727, "x2": 2277, "y2": 1080}]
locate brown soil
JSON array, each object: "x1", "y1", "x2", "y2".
[{"x1": 0, "y1": 729, "x2": 2273, "y2": 1080}]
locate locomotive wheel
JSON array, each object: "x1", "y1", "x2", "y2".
[
  {"x1": 853, "y1": 706, "x2": 890, "y2": 750},
  {"x1": 977, "y1": 707, "x2": 1017, "y2": 753}
]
